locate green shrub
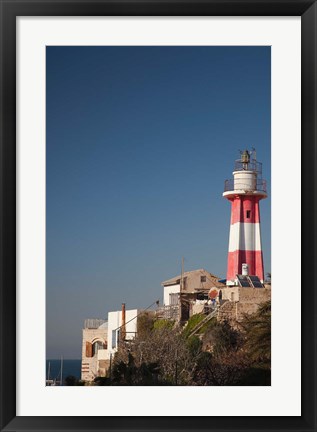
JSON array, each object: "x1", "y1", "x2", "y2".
[
  {"x1": 198, "y1": 316, "x2": 217, "y2": 334},
  {"x1": 153, "y1": 319, "x2": 174, "y2": 330},
  {"x1": 186, "y1": 335, "x2": 202, "y2": 356},
  {"x1": 182, "y1": 314, "x2": 205, "y2": 338},
  {"x1": 137, "y1": 311, "x2": 155, "y2": 339}
]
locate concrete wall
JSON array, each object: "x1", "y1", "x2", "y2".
[
  {"x1": 221, "y1": 287, "x2": 239, "y2": 302},
  {"x1": 236, "y1": 287, "x2": 271, "y2": 320},
  {"x1": 239, "y1": 287, "x2": 270, "y2": 304},
  {"x1": 217, "y1": 287, "x2": 271, "y2": 324},
  {"x1": 163, "y1": 284, "x2": 180, "y2": 306},
  {"x1": 221, "y1": 286, "x2": 271, "y2": 306}
]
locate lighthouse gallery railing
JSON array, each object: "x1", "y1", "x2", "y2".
[
  {"x1": 224, "y1": 179, "x2": 267, "y2": 193},
  {"x1": 234, "y1": 159, "x2": 262, "y2": 174}
]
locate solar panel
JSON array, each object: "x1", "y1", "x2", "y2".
[
  {"x1": 248, "y1": 275, "x2": 263, "y2": 288},
  {"x1": 237, "y1": 274, "x2": 251, "y2": 287}
]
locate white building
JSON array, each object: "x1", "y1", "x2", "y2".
[{"x1": 107, "y1": 308, "x2": 138, "y2": 358}]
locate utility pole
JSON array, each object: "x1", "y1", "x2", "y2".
[
  {"x1": 181, "y1": 257, "x2": 184, "y2": 292},
  {"x1": 109, "y1": 353, "x2": 112, "y2": 385},
  {"x1": 121, "y1": 303, "x2": 126, "y2": 344},
  {"x1": 180, "y1": 257, "x2": 184, "y2": 321},
  {"x1": 60, "y1": 355, "x2": 63, "y2": 386},
  {"x1": 175, "y1": 348, "x2": 178, "y2": 386}
]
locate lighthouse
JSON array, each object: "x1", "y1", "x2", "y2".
[{"x1": 223, "y1": 149, "x2": 267, "y2": 286}]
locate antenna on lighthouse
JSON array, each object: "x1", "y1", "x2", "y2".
[
  {"x1": 251, "y1": 147, "x2": 257, "y2": 162},
  {"x1": 180, "y1": 257, "x2": 184, "y2": 292},
  {"x1": 241, "y1": 149, "x2": 250, "y2": 170}
]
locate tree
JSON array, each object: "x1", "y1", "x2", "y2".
[
  {"x1": 64, "y1": 375, "x2": 85, "y2": 386},
  {"x1": 202, "y1": 320, "x2": 241, "y2": 355},
  {"x1": 192, "y1": 320, "x2": 249, "y2": 386},
  {"x1": 193, "y1": 349, "x2": 251, "y2": 386},
  {"x1": 112, "y1": 302, "x2": 271, "y2": 386},
  {"x1": 94, "y1": 376, "x2": 111, "y2": 386},
  {"x1": 115, "y1": 323, "x2": 195, "y2": 385},
  {"x1": 137, "y1": 311, "x2": 155, "y2": 339},
  {"x1": 240, "y1": 300, "x2": 271, "y2": 365},
  {"x1": 111, "y1": 353, "x2": 162, "y2": 385},
  {"x1": 265, "y1": 272, "x2": 271, "y2": 283}
]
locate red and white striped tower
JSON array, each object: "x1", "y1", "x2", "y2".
[{"x1": 223, "y1": 150, "x2": 267, "y2": 285}]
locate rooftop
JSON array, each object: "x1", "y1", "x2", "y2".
[{"x1": 162, "y1": 268, "x2": 225, "y2": 291}]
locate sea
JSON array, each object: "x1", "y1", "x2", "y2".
[{"x1": 46, "y1": 359, "x2": 81, "y2": 385}]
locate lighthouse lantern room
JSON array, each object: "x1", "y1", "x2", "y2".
[{"x1": 223, "y1": 149, "x2": 267, "y2": 286}]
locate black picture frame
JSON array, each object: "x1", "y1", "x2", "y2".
[{"x1": 0, "y1": 1, "x2": 316, "y2": 431}]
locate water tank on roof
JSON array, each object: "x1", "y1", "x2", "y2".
[{"x1": 242, "y1": 263, "x2": 249, "y2": 276}]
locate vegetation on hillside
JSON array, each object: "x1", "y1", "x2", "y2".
[{"x1": 94, "y1": 300, "x2": 271, "y2": 386}]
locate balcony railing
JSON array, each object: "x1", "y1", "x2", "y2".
[
  {"x1": 97, "y1": 349, "x2": 109, "y2": 361},
  {"x1": 156, "y1": 305, "x2": 180, "y2": 320},
  {"x1": 224, "y1": 179, "x2": 267, "y2": 193},
  {"x1": 84, "y1": 319, "x2": 107, "y2": 329},
  {"x1": 234, "y1": 160, "x2": 262, "y2": 174}
]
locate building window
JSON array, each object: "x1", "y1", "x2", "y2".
[
  {"x1": 93, "y1": 341, "x2": 103, "y2": 356},
  {"x1": 200, "y1": 275, "x2": 206, "y2": 283},
  {"x1": 169, "y1": 293, "x2": 179, "y2": 306},
  {"x1": 112, "y1": 330, "x2": 117, "y2": 349},
  {"x1": 246, "y1": 210, "x2": 251, "y2": 219}
]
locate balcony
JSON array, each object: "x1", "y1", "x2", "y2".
[
  {"x1": 97, "y1": 349, "x2": 110, "y2": 361},
  {"x1": 156, "y1": 305, "x2": 180, "y2": 320}
]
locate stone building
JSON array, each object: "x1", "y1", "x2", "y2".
[
  {"x1": 158, "y1": 268, "x2": 225, "y2": 322},
  {"x1": 81, "y1": 306, "x2": 139, "y2": 382},
  {"x1": 81, "y1": 319, "x2": 108, "y2": 382},
  {"x1": 157, "y1": 266, "x2": 271, "y2": 330},
  {"x1": 217, "y1": 285, "x2": 271, "y2": 325}
]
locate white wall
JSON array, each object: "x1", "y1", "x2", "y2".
[
  {"x1": 106, "y1": 309, "x2": 138, "y2": 358},
  {"x1": 163, "y1": 284, "x2": 180, "y2": 306}
]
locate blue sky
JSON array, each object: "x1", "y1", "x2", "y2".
[{"x1": 46, "y1": 46, "x2": 271, "y2": 359}]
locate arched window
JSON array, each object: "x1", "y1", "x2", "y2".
[{"x1": 92, "y1": 341, "x2": 104, "y2": 356}]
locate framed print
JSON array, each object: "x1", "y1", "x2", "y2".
[{"x1": 0, "y1": 1, "x2": 316, "y2": 431}]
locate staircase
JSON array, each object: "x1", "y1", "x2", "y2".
[{"x1": 187, "y1": 307, "x2": 218, "y2": 338}]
